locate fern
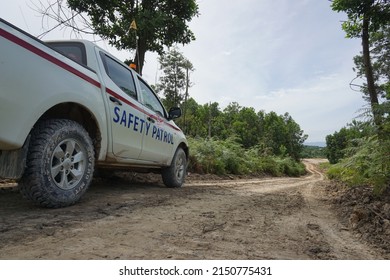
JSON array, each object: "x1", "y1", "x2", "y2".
[{"x1": 328, "y1": 135, "x2": 390, "y2": 194}]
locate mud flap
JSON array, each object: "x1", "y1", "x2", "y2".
[{"x1": 0, "y1": 135, "x2": 30, "y2": 179}]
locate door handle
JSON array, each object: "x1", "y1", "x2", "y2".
[
  {"x1": 147, "y1": 116, "x2": 155, "y2": 123},
  {"x1": 109, "y1": 96, "x2": 122, "y2": 106}
]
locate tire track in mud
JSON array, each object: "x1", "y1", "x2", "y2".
[
  {"x1": 184, "y1": 159, "x2": 381, "y2": 259},
  {"x1": 298, "y1": 160, "x2": 380, "y2": 259},
  {"x1": 278, "y1": 159, "x2": 379, "y2": 259},
  {"x1": 0, "y1": 159, "x2": 385, "y2": 259}
]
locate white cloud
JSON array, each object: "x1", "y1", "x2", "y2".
[{"x1": 251, "y1": 71, "x2": 366, "y2": 142}]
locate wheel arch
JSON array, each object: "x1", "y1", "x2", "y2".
[
  {"x1": 177, "y1": 141, "x2": 189, "y2": 160},
  {"x1": 37, "y1": 102, "x2": 102, "y2": 158}
]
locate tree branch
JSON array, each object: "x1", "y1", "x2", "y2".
[{"x1": 30, "y1": 0, "x2": 95, "y2": 39}]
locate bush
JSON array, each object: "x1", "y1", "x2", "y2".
[
  {"x1": 188, "y1": 137, "x2": 245, "y2": 175},
  {"x1": 188, "y1": 137, "x2": 306, "y2": 177},
  {"x1": 276, "y1": 157, "x2": 307, "y2": 177}
]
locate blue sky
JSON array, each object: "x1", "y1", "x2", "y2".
[{"x1": 1, "y1": 0, "x2": 367, "y2": 143}]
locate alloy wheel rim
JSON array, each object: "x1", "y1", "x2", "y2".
[{"x1": 50, "y1": 138, "x2": 86, "y2": 190}]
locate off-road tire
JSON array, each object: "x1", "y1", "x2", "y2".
[
  {"x1": 20, "y1": 119, "x2": 94, "y2": 208},
  {"x1": 162, "y1": 147, "x2": 187, "y2": 188}
]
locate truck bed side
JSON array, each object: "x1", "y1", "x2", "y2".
[{"x1": 0, "y1": 19, "x2": 107, "y2": 157}]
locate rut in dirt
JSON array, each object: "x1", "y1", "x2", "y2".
[{"x1": 0, "y1": 159, "x2": 385, "y2": 259}]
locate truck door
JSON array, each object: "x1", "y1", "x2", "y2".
[
  {"x1": 137, "y1": 77, "x2": 174, "y2": 163},
  {"x1": 99, "y1": 53, "x2": 145, "y2": 159}
]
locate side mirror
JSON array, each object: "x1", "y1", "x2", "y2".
[{"x1": 168, "y1": 107, "x2": 182, "y2": 120}]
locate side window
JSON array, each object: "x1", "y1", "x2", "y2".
[
  {"x1": 138, "y1": 78, "x2": 165, "y2": 117},
  {"x1": 102, "y1": 55, "x2": 137, "y2": 100},
  {"x1": 48, "y1": 42, "x2": 87, "y2": 65}
]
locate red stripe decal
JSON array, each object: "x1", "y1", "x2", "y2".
[{"x1": 0, "y1": 27, "x2": 101, "y2": 88}]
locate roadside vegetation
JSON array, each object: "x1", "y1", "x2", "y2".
[
  {"x1": 300, "y1": 145, "x2": 327, "y2": 159},
  {"x1": 326, "y1": 0, "x2": 390, "y2": 195},
  {"x1": 188, "y1": 137, "x2": 306, "y2": 177},
  {"x1": 326, "y1": 124, "x2": 390, "y2": 194}
]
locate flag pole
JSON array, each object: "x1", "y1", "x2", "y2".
[{"x1": 129, "y1": 19, "x2": 140, "y2": 74}]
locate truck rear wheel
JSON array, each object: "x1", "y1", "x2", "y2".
[
  {"x1": 162, "y1": 147, "x2": 187, "y2": 188},
  {"x1": 20, "y1": 119, "x2": 94, "y2": 208}
]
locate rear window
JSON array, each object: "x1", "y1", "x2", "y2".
[{"x1": 47, "y1": 42, "x2": 87, "y2": 66}]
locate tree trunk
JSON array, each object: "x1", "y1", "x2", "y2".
[
  {"x1": 133, "y1": 37, "x2": 146, "y2": 75},
  {"x1": 183, "y1": 67, "x2": 189, "y2": 133},
  {"x1": 362, "y1": 15, "x2": 382, "y2": 129},
  {"x1": 208, "y1": 102, "x2": 212, "y2": 138}
]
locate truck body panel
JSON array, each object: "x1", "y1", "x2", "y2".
[{"x1": 0, "y1": 20, "x2": 108, "y2": 157}]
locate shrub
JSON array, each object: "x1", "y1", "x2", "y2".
[
  {"x1": 327, "y1": 136, "x2": 390, "y2": 194},
  {"x1": 188, "y1": 137, "x2": 306, "y2": 177}
]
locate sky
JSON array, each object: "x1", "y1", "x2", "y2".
[{"x1": 1, "y1": 0, "x2": 368, "y2": 143}]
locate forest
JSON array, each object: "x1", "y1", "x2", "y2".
[{"x1": 174, "y1": 100, "x2": 308, "y2": 176}]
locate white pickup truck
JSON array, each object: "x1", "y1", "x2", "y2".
[{"x1": 0, "y1": 18, "x2": 189, "y2": 208}]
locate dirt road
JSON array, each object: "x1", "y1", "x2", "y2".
[{"x1": 0, "y1": 159, "x2": 386, "y2": 259}]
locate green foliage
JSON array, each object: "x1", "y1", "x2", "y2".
[
  {"x1": 188, "y1": 137, "x2": 306, "y2": 177},
  {"x1": 156, "y1": 47, "x2": 194, "y2": 109},
  {"x1": 327, "y1": 136, "x2": 390, "y2": 194},
  {"x1": 329, "y1": 0, "x2": 390, "y2": 196},
  {"x1": 331, "y1": 0, "x2": 390, "y2": 136},
  {"x1": 177, "y1": 99, "x2": 307, "y2": 161},
  {"x1": 66, "y1": 0, "x2": 199, "y2": 74},
  {"x1": 300, "y1": 145, "x2": 327, "y2": 159},
  {"x1": 153, "y1": 52, "x2": 307, "y2": 159},
  {"x1": 275, "y1": 157, "x2": 307, "y2": 177},
  {"x1": 188, "y1": 137, "x2": 246, "y2": 175},
  {"x1": 331, "y1": 0, "x2": 390, "y2": 38},
  {"x1": 318, "y1": 162, "x2": 331, "y2": 172},
  {"x1": 325, "y1": 120, "x2": 372, "y2": 164},
  {"x1": 353, "y1": 26, "x2": 390, "y2": 101}
]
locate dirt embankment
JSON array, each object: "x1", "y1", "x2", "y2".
[{"x1": 0, "y1": 159, "x2": 388, "y2": 259}]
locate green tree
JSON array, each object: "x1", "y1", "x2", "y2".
[
  {"x1": 283, "y1": 113, "x2": 308, "y2": 161},
  {"x1": 262, "y1": 112, "x2": 287, "y2": 157},
  {"x1": 185, "y1": 102, "x2": 220, "y2": 138},
  {"x1": 220, "y1": 102, "x2": 242, "y2": 139},
  {"x1": 326, "y1": 121, "x2": 372, "y2": 164},
  {"x1": 178, "y1": 97, "x2": 202, "y2": 136},
  {"x1": 300, "y1": 145, "x2": 327, "y2": 159},
  {"x1": 330, "y1": 0, "x2": 390, "y2": 193},
  {"x1": 204, "y1": 102, "x2": 221, "y2": 138},
  {"x1": 172, "y1": 98, "x2": 307, "y2": 161},
  {"x1": 352, "y1": 26, "x2": 390, "y2": 138},
  {"x1": 331, "y1": 0, "x2": 390, "y2": 135},
  {"x1": 231, "y1": 107, "x2": 262, "y2": 148},
  {"x1": 157, "y1": 47, "x2": 194, "y2": 110},
  {"x1": 38, "y1": 0, "x2": 199, "y2": 75},
  {"x1": 261, "y1": 112, "x2": 307, "y2": 160},
  {"x1": 326, "y1": 128, "x2": 351, "y2": 164}
]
